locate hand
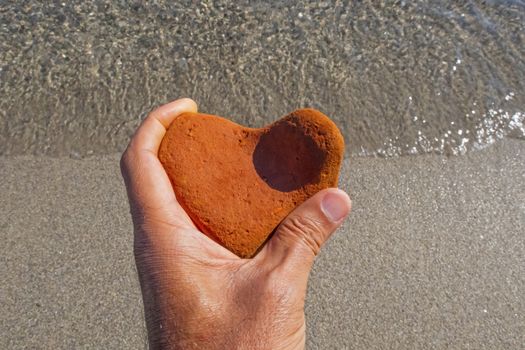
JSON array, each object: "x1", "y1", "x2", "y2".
[{"x1": 120, "y1": 98, "x2": 352, "y2": 350}]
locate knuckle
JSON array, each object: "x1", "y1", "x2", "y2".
[
  {"x1": 120, "y1": 150, "x2": 128, "y2": 168},
  {"x1": 120, "y1": 147, "x2": 134, "y2": 172},
  {"x1": 278, "y1": 216, "x2": 325, "y2": 256}
]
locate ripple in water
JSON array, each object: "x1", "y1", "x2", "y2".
[
  {"x1": 0, "y1": 1, "x2": 524, "y2": 157},
  {"x1": 373, "y1": 93, "x2": 524, "y2": 157}
]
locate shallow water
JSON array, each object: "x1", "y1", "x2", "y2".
[{"x1": 1, "y1": 1, "x2": 524, "y2": 157}]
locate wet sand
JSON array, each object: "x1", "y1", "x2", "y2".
[{"x1": 1, "y1": 139, "x2": 523, "y2": 349}]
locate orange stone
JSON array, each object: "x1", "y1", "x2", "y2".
[{"x1": 159, "y1": 109, "x2": 345, "y2": 258}]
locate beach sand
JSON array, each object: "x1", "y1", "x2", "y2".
[{"x1": 1, "y1": 138, "x2": 523, "y2": 349}]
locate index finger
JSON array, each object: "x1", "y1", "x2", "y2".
[
  {"x1": 130, "y1": 98, "x2": 198, "y2": 154},
  {"x1": 121, "y1": 98, "x2": 198, "y2": 228}
]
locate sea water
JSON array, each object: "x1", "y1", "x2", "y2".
[{"x1": 0, "y1": 1, "x2": 523, "y2": 157}]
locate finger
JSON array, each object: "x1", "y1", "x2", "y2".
[
  {"x1": 130, "y1": 98, "x2": 198, "y2": 154},
  {"x1": 259, "y1": 188, "x2": 351, "y2": 278},
  {"x1": 121, "y1": 98, "x2": 198, "y2": 228}
]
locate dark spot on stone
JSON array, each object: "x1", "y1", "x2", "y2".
[{"x1": 253, "y1": 121, "x2": 326, "y2": 192}]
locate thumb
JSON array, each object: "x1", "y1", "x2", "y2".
[{"x1": 259, "y1": 188, "x2": 351, "y2": 275}]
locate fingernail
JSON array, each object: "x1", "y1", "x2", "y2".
[{"x1": 321, "y1": 191, "x2": 350, "y2": 222}]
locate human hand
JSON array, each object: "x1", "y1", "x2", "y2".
[{"x1": 120, "y1": 98, "x2": 352, "y2": 350}]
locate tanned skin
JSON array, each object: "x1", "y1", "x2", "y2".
[{"x1": 120, "y1": 98, "x2": 352, "y2": 349}]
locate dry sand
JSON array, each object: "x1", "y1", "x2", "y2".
[{"x1": 1, "y1": 139, "x2": 524, "y2": 349}]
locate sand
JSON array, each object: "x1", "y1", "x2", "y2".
[{"x1": 1, "y1": 139, "x2": 524, "y2": 349}]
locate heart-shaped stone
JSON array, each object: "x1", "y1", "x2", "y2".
[{"x1": 159, "y1": 109, "x2": 344, "y2": 258}]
